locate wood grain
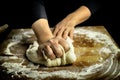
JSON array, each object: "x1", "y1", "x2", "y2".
[{"x1": 0, "y1": 26, "x2": 120, "y2": 80}]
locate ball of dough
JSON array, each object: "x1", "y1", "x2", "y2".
[{"x1": 26, "y1": 37, "x2": 76, "y2": 67}]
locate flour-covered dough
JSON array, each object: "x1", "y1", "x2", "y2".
[{"x1": 26, "y1": 37, "x2": 76, "y2": 67}]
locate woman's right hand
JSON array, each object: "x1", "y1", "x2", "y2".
[{"x1": 38, "y1": 37, "x2": 70, "y2": 60}]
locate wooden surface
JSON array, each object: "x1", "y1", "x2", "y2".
[{"x1": 0, "y1": 26, "x2": 120, "y2": 80}]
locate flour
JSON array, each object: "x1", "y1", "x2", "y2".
[
  {"x1": 0, "y1": 56, "x2": 18, "y2": 61},
  {"x1": 4, "y1": 41, "x2": 20, "y2": 55},
  {"x1": 1, "y1": 62, "x2": 103, "y2": 80},
  {"x1": 1, "y1": 28, "x2": 120, "y2": 80},
  {"x1": 74, "y1": 28, "x2": 119, "y2": 53}
]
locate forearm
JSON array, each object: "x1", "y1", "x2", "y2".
[
  {"x1": 32, "y1": 19, "x2": 53, "y2": 44},
  {"x1": 66, "y1": 6, "x2": 91, "y2": 26}
]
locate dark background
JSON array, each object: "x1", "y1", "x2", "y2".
[
  {"x1": 45, "y1": 0, "x2": 119, "y2": 47},
  {"x1": 0, "y1": 0, "x2": 119, "y2": 47},
  {"x1": 83, "y1": 1, "x2": 120, "y2": 47}
]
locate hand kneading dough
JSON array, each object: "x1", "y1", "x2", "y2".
[{"x1": 26, "y1": 37, "x2": 76, "y2": 67}]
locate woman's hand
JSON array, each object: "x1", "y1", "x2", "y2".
[
  {"x1": 38, "y1": 37, "x2": 70, "y2": 59},
  {"x1": 53, "y1": 14, "x2": 75, "y2": 39},
  {"x1": 53, "y1": 6, "x2": 91, "y2": 39}
]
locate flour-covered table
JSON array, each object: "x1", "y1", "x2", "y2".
[{"x1": 0, "y1": 26, "x2": 120, "y2": 80}]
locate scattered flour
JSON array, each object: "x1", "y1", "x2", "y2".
[
  {"x1": 4, "y1": 41, "x2": 20, "y2": 55},
  {"x1": 74, "y1": 28, "x2": 119, "y2": 53},
  {"x1": 1, "y1": 28, "x2": 120, "y2": 80},
  {"x1": 1, "y1": 62, "x2": 103, "y2": 80}
]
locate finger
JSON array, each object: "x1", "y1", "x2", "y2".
[
  {"x1": 59, "y1": 39, "x2": 70, "y2": 52},
  {"x1": 63, "y1": 29, "x2": 69, "y2": 39},
  {"x1": 56, "y1": 27, "x2": 65, "y2": 37},
  {"x1": 43, "y1": 45, "x2": 56, "y2": 60},
  {"x1": 38, "y1": 46, "x2": 44, "y2": 57},
  {"x1": 69, "y1": 29, "x2": 74, "y2": 39},
  {"x1": 53, "y1": 26, "x2": 60, "y2": 36},
  {"x1": 49, "y1": 39, "x2": 63, "y2": 58}
]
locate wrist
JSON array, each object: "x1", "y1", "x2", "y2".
[
  {"x1": 38, "y1": 33, "x2": 54, "y2": 44},
  {"x1": 32, "y1": 19, "x2": 54, "y2": 43}
]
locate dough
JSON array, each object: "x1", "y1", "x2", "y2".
[{"x1": 26, "y1": 37, "x2": 76, "y2": 67}]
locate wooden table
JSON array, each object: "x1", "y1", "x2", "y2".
[{"x1": 0, "y1": 26, "x2": 120, "y2": 80}]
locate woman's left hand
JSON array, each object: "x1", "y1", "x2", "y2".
[{"x1": 53, "y1": 14, "x2": 76, "y2": 39}]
